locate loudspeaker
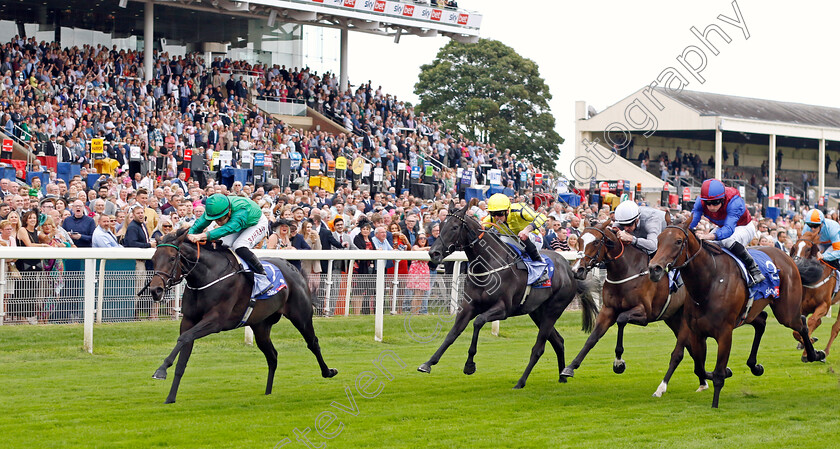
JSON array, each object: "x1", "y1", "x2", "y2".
[
  {"x1": 191, "y1": 153, "x2": 205, "y2": 171},
  {"x1": 411, "y1": 183, "x2": 435, "y2": 200}
]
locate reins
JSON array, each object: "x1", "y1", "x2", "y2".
[
  {"x1": 149, "y1": 240, "x2": 238, "y2": 292},
  {"x1": 662, "y1": 225, "x2": 704, "y2": 272}
]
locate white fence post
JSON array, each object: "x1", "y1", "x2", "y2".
[
  {"x1": 344, "y1": 260, "x2": 353, "y2": 317},
  {"x1": 83, "y1": 259, "x2": 96, "y2": 354},
  {"x1": 450, "y1": 261, "x2": 462, "y2": 315},
  {"x1": 375, "y1": 259, "x2": 385, "y2": 342},
  {"x1": 243, "y1": 327, "x2": 254, "y2": 345},
  {"x1": 491, "y1": 320, "x2": 500, "y2": 336},
  {"x1": 390, "y1": 263, "x2": 399, "y2": 315},
  {"x1": 324, "y1": 260, "x2": 333, "y2": 316},
  {"x1": 0, "y1": 259, "x2": 6, "y2": 326},
  {"x1": 96, "y1": 260, "x2": 106, "y2": 324},
  {"x1": 173, "y1": 281, "x2": 182, "y2": 317}
]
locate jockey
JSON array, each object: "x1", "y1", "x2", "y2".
[
  {"x1": 689, "y1": 179, "x2": 765, "y2": 286},
  {"x1": 188, "y1": 193, "x2": 270, "y2": 291},
  {"x1": 804, "y1": 209, "x2": 840, "y2": 270},
  {"x1": 613, "y1": 200, "x2": 667, "y2": 255},
  {"x1": 483, "y1": 193, "x2": 547, "y2": 262}
]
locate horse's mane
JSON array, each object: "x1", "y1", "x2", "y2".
[{"x1": 162, "y1": 228, "x2": 230, "y2": 252}]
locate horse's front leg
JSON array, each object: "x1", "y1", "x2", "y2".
[
  {"x1": 153, "y1": 315, "x2": 222, "y2": 383},
  {"x1": 613, "y1": 304, "x2": 648, "y2": 374},
  {"x1": 418, "y1": 301, "x2": 475, "y2": 373},
  {"x1": 464, "y1": 300, "x2": 507, "y2": 375}
]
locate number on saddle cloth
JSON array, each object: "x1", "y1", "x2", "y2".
[{"x1": 253, "y1": 262, "x2": 288, "y2": 299}]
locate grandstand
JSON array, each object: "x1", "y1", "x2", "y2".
[{"x1": 575, "y1": 87, "x2": 840, "y2": 207}]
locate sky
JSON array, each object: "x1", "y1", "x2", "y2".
[{"x1": 345, "y1": 0, "x2": 840, "y2": 175}]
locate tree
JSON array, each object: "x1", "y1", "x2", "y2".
[{"x1": 414, "y1": 38, "x2": 563, "y2": 172}]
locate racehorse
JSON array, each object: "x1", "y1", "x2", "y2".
[
  {"x1": 649, "y1": 220, "x2": 825, "y2": 408},
  {"x1": 791, "y1": 231, "x2": 840, "y2": 357},
  {"x1": 146, "y1": 228, "x2": 338, "y2": 403},
  {"x1": 560, "y1": 219, "x2": 706, "y2": 397},
  {"x1": 418, "y1": 200, "x2": 598, "y2": 389}
]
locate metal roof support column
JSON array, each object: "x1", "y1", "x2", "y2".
[
  {"x1": 144, "y1": 0, "x2": 154, "y2": 83},
  {"x1": 819, "y1": 137, "x2": 826, "y2": 200},
  {"x1": 715, "y1": 119, "x2": 722, "y2": 180},
  {"x1": 769, "y1": 134, "x2": 776, "y2": 199},
  {"x1": 340, "y1": 27, "x2": 348, "y2": 92}
]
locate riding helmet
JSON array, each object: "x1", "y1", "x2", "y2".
[
  {"x1": 487, "y1": 193, "x2": 511, "y2": 212},
  {"x1": 699, "y1": 179, "x2": 726, "y2": 201},
  {"x1": 204, "y1": 194, "x2": 232, "y2": 220},
  {"x1": 805, "y1": 209, "x2": 825, "y2": 226},
  {"x1": 614, "y1": 201, "x2": 640, "y2": 226}
]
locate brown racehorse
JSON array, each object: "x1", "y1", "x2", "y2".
[
  {"x1": 791, "y1": 231, "x2": 840, "y2": 357},
  {"x1": 561, "y1": 219, "x2": 708, "y2": 397},
  {"x1": 649, "y1": 220, "x2": 825, "y2": 408}
]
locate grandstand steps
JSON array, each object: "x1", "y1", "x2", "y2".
[
  {"x1": 272, "y1": 114, "x2": 314, "y2": 131},
  {"x1": 586, "y1": 141, "x2": 665, "y2": 189},
  {"x1": 306, "y1": 106, "x2": 353, "y2": 135}
]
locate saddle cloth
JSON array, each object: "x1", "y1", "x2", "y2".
[
  {"x1": 233, "y1": 253, "x2": 288, "y2": 299},
  {"x1": 720, "y1": 247, "x2": 780, "y2": 300},
  {"x1": 505, "y1": 243, "x2": 554, "y2": 288},
  {"x1": 835, "y1": 270, "x2": 840, "y2": 294}
]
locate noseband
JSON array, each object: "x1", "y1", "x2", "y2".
[{"x1": 661, "y1": 225, "x2": 703, "y2": 272}]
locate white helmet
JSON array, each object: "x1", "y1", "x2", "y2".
[{"x1": 614, "y1": 201, "x2": 640, "y2": 226}]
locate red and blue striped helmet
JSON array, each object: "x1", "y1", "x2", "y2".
[{"x1": 700, "y1": 179, "x2": 726, "y2": 202}]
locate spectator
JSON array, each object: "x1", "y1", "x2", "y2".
[
  {"x1": 300, "y1": 220, "x2": 322, "y2": 298},
  {"x1": 63, "y1": 201, "x2": 96, "y2": 247},
  {"x1": 92, "y1": 214, "x2": 121, "y2": 248},
  {"x1": 352, "y1": 220, "x2": 375, "y2": 315},
  {"x1": 407, "y1": 234, "x2": 431, "y2": 314}
]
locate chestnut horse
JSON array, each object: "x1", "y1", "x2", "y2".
[
  {"x1": 561, "y1": 219, "x2": 707, "y2": 397},
  {"x1": 791, "y1": 231, "x2": 840, "y2": 357},
  {"x1": 649, "y1": 220, "x2": 825, "y2": 408}
]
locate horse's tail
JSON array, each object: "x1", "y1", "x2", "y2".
[
  {"x1": 575, "y1": 278, "x2": 598, "y2": 333},
  {"x1": 797, "y1": 258, "x2": 825, "y2": 286}
]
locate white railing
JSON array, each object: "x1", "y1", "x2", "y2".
[
  {"x1": 0, "y1": 248, "x2": 579, "y2": 352},
  {"x1": 253, "y1": 98, "x2": 307, "y2": 116}
]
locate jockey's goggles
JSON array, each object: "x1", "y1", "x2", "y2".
[
  {"x1": 704, "y1": 199, "x2": 724, "y2": 206},
  {"x1": 807, "y1": 222, "x2": 822, "y2": 229},
  {"x1": 490, "y1": 211, "x2": 506, "y2": 217}
]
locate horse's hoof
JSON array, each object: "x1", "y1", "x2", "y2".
[
  {"x1": 816, "y1": 350, "x2": 827, "y2": 362},
  {"x1": 797, "y1": 342, "x2": 805, "y2": 351},
  {"x1": 750, "y1": 364, "x2": 764, "y2": 376},
  {"x1": 418, "y1": 363, "x2": 432, "y2": 374},
  {"x1": 696, "y1": 384, "x2": 709, "y2": 393},
  {"x1": 725, "y1": 367, "x2": 733, "y2": 378},
  {"x1": 559, "y1": 367, "x2": 574, "y2": 378},
  {"x1": 802, "y1": 355, "x2": 809, "y2": 363},
  {"x1": 152, "y1": 369, "x2": 167, "y2": 380},
  {"x1": 613, "y1": 359, "x2": 626, "y2": 374},
  {"x1": 513, "y1": 382, "x2": 525, "y2": 389},
  {"x1": 652, "y1": 381, "x2": 667, "y2": 398},
  {"x1": 164, "y1": 398, "x2": 175, "y2": 404},
  {"x1": 558, "y1": 376, "x2": 568, "y2": 383},
  {"x1": 463, "y1": 362, "x2": 476, "y2": 375},
  {"x1": 323, "y1": 368, "x2": 338, "y2": 378}
]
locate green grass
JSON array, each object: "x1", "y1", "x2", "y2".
[{"x1": 1, "y1": 312, "x2": 839, "y2": 448}]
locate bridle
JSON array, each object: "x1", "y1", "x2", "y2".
[
  {"x1": 148, "y1": 242, "x2": 203, "y2": 293},
  {"x1": 578, "y1": 226, "x2": 624, "y2": 272},
  {"x1": 439, "y1": 211, "x2": 519, "y2": 277},
  {"x1": 660, "y1": 225, "x2": 703, "y2": 273}
]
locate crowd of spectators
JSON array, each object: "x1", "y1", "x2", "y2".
[{"x1": 0, "y1": 35, "x2": 552, "y2": 324}]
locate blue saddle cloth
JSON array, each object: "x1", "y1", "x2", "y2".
[
  {"x1": 506, "y1": 243, "x2": 554, "y2": 288},
  {"x1": 720, "y1": 247, "x2": 780, "y2": 300},
  {"x1": 254, "y1": 262, "x2": 288, "y2": 299}
]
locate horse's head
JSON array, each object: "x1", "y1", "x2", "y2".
[
  {"x1": 791, "y1": 231, "x2": 820, "y2": 262},
  {"x1": 147, "y1": 228, "x2": 189, "y2": 302},
  {"x1": 649, "y1": 220, "x2": 697, "y2": 282},
  {"x1": 571, "y1": 218, "x2": 619, "y2": 280},
  {"x1": 429, "y1": 199, "x2": 480, "y2": 265}
]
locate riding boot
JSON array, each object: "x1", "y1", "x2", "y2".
[
  {"x1": 235, "y1": 247, "x2": 266, "y2": 275},
  {"x1": 728, "y1": 241, "x2": 765, "y2": 287},
  {"x1": 523, "y1": 237, "x2": 543, "y2": 262}
]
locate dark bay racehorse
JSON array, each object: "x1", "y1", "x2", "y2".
[
  {"x1": 419, "y1": 200, "x2": 598, "y2": 389},
  {"x1": 147, "y1": 229, "x2": 337, "y2": 403},
  {"x1": 561, "y1": 219, "x2": 706, "y2": 397},
  {"x1": 649, "y1": 221, "x2": 824, "y2": 408},
  {"x1": 791, "y1": 232, "x2": 840, "y2": 357}
]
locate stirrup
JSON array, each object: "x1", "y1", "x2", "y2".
[{"x1": 747, "y1": 271, "x2": 765, "y2": 287}]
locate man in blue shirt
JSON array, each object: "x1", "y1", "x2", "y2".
[
  {"x1": 92, "y1": 214, "x2": 121, "y2": 248},
  {"x1": 804, "y1": 209, "x2": 840, "y2": 270},
  {"x1": 62, "y1": 200, "x2": 96, "y2": 248}
]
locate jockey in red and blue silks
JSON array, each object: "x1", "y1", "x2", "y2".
[
  {"x1": 804, "y1": 209, "x2": 840, "y2": 270},
  {"x1": 689, "y1": 178, "x2": 765, "y2": 286}
]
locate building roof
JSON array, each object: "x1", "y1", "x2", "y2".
[{"x1": 657, "y1": 88, "x2": 840, "y2": 129}]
